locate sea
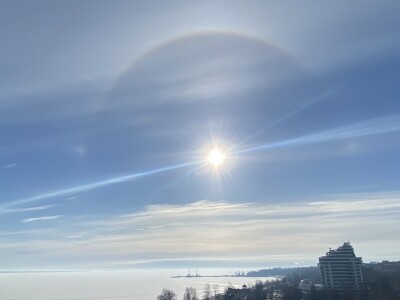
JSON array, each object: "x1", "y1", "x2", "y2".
[{"x1": 0, "y1": 269, "x2": 275, "y2": 300}]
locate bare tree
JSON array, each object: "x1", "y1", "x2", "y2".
[
  {"x1": 183, "y1": 286, "x2": 199, "y2": 300},
  {"x1": 202, "y1": 283, "x2": 211, "y2": 300},
  {"x1": 157, "y1": 288, "x2": 177, "y2": 300},
  {"x1": 212, "y1": 284, "x2": 219, "y2": 298}
]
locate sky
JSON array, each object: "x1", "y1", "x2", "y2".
[{"x1": 1, "y1": 0, "x2": 400, "y2": 270}]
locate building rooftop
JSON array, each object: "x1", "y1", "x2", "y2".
[{"x1": 320, "y1": 242, "x2": 359, "y2": 258}]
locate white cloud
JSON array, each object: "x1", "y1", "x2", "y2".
[
  {"x1": 2, "y1": 163, "x2": 18, "y2": 169},
  {"x1": 1, "y1": 193, "x2": 399, "y2": 268},
  {"x1": 21, "y1": 215, "x2": 62, "y2": 224},
  {"x1": 0, "y1": 205, "x2": 54, "y2": 215}
]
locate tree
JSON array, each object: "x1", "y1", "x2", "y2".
[
  {"x1": 157, "y1": 288, "x2": 177, "y2": 300},
  {"x1": 212, "y1": 284, "x2": 219, "y2": 298},
  {"x1": 183, "y1": 287, "x2": 199, "y2": 300},
  {"x1": 202, "y1": 283, "x2": 211, "y2": 300},
  {"x1": 253, "y1": 280, "x2": 267, "y2": 300},
  {"x1": 281, "y1": 284, "x2": 302, "y2": 300}
]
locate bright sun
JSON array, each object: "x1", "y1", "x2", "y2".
[{"x1": 207, "y1": 148, "x2": 226, "y2": 167}]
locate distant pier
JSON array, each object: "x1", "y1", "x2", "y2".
[{"x1": 171, "y1": 268, "x2": 248, "y2": 279}]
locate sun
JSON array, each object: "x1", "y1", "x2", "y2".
[{"x1": 207, "y1": 148, "x2": 226, "y2": 167}]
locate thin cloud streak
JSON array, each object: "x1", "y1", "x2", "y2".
[
  {"x1": 238, "y1": 113, "x2": 400, "y2": 154},
  {"x1": 0, "y1": 205, "x2": 54, "y2": 215},
  {"x1": 111, "y1": 254, "x2": 313, "y2": 267},
  {"x1": 2, "y1": 163, "x2": 18, "y2": 169},
  {"x1": 21, "y1": 215, "x2": 62, "y2": 224},
  {"x1": 233, "y1": 86, "x2": 340, "y2": 150},
  {"x1": 3, "y1": 161, "x2": 200, "y2": 208}
]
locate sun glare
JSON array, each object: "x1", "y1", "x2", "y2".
[{"x1": 207, "y1": 148, "x2": 226, "y2": 167}]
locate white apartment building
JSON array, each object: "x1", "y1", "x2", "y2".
[{"x1": 319, "y1": 242, "x2": 363, "y2": 290}]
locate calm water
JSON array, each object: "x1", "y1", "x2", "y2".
[{"x1": 0, "y1": 269, "x2": 275, "y2": 300}]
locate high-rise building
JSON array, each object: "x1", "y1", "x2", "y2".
[{"x1": 319, "y1": 242, "x2": 363, "y2": 290}]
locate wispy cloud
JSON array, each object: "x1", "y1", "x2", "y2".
[
  {"x1": 0, "y1": 205, "x2": 54, "y2": 215},
  {"x1": 122, "y1": 200, "x2": 250, "y2": 220},
  {"x1": 3, "y1": 161, "x2": 199, "y2": 208},
  {"x1": 2, "y1": 163, "x2": 18, "y2": 169},
  {"x1": 21, "y1": 215, "x2": 62, "y2": 224},
  {"x1": 66, "y1": 234, "x2": 84, "y2": 239},
  {"x1": 239, "y1": 113, "x2": 400, "y2": 154},
  {"x1": 1, "y1": 192, "x2": 397, "y2": 269}
]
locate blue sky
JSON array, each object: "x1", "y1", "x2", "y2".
[{"x1": 1, "y1": 0, "x2": 400, "y2": 270}]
